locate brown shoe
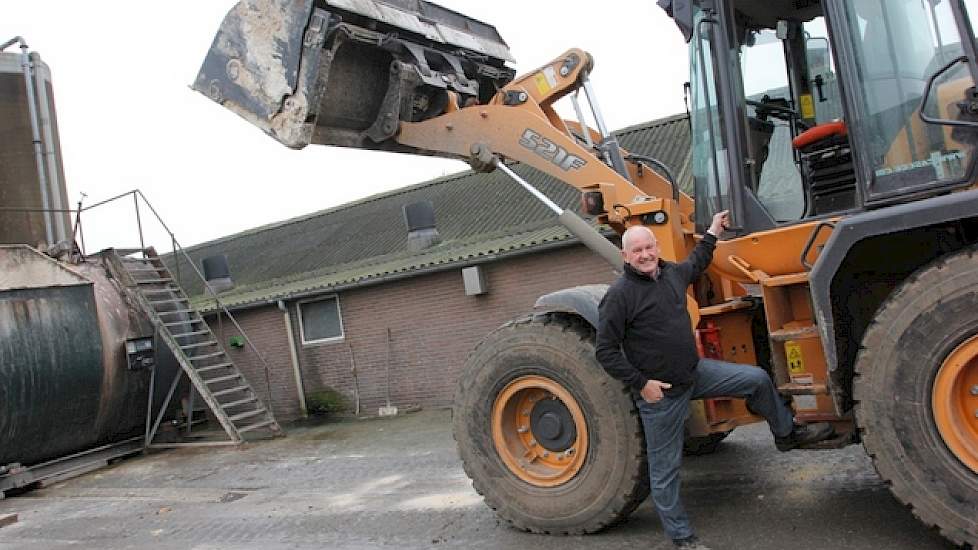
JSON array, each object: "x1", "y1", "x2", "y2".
[{"x1": 775, "y1": 422, "x2": 834, "y2": 451}]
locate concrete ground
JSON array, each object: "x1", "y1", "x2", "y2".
[{"x1": 0, "y1": 409, "x2": 958, "y2": 550}]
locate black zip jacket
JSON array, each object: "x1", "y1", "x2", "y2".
[{"x1": 595, "y1": 233, "x2": 717, "y2": 396}]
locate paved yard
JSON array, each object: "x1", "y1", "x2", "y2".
[{"x1": 0, "y1": 409, "x2": 957, "y2": 549}]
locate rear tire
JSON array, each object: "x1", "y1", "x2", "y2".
[
  {"x1": 453, "y1": 314, "x2": 648, "y2": 534},
  {"x1": 854, "y1": 246, "x2": 978, "y2": 548}
]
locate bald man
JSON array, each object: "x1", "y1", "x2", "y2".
[{"x1": 596, "y1": 212, "x2": 833, "y2": 550}]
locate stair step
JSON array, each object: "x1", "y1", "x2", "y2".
[
  {"x1": 137, "y1": 278, "x2": 174, "y2": 284},
  {"x1": 769, "y1": 325, "x2": 819, "y2": 342},
  {"x1": 163, "y1": 319, "x2": 204, "y2": 327},
  {"x1": 221, "y1": 396, "x2": 258, "y2": 409},
  {"x1": 779, "y1": 383, "x2": 828, "y2": 395},
  {"x1": 125, "y1": 266, "x2": 163, "y2": 273},
  {"x1": 171, "y1": 329, "x2": 210, "y2": 338},
  {"x1": 212, "y1": 385, "x2": 250, "y2": 397},
  {"x1": 149, "y1": 298, "x2": 189, "y2": 306},
  {"x1": 229, "y1": 408, "x2": 266, "y2": 422},
  {"x1": 205, "y1": 373, "x2": 243, "y2": 385},
  {"x1": 180, "y1": 340, "x2": 219, "y2": 350},
  {"x1": 157, "y1": 309, "x2": 196, "y2": 316},
  {"x1": 236, "y1": 419, "x2": 275, "y2": 434},
  {"x1": 195, "y1": 362, "x2": 233, "y2": 374},
  {"x1": 188, "y1": 351, "x2": 225, "y2": 361},
  {"x1": 142, "y1": 288, "x2": 181, "y2": 295}
]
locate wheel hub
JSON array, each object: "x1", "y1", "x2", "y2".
[
  {"x1": 491, "y1": 374, "x2": 588, "y2": 487},
  {"x1": 933, "y1": 334, "x2": 978, "y2": 475},
  {"x1": 531, "y1": 399, "x2": 577, "y2": 451}
]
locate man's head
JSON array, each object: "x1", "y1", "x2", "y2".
[{"x1": 621, "y1": 225, "x2": 660, "y2": 275}]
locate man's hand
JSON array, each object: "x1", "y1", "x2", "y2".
[
  {"x1": 640, "y1": 380, "x2": 673, "y2": 403},
  {"x1": 708, "y1": 210, "x2": 730, "y2": 236}
]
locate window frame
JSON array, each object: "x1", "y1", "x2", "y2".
[{"x1": 297, "y1": 294, "x2": 345, "y2": 345}]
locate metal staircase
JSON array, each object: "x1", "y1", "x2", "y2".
[{"x1": 106, "y1": 249, "x2": 282, "y2": 446}]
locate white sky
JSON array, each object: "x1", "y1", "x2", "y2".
[{"x1": 0, "y1": 2, "x2": 686, "y2": 252}]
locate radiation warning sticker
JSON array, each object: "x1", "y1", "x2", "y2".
[{"x1": 786, "y1": 341, "x2": 805, "y2": 374}]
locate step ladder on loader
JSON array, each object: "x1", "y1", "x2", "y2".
[{"x1": 105, "y1": 249, "x2": 282, "y2": 447}]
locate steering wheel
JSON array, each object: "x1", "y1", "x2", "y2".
[{"x1": 746, "y1": 97, "x2": 809, "y2": 130}]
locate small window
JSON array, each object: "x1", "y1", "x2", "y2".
[{"x1": 298, "y1": 295, "x2": 344, "y2": 344}]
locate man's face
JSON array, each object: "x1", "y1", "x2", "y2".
[{"x1": 623, "y1": 228, "x2": 659, "y2": 274}]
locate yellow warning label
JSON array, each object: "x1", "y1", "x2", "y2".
[
  {"x1": 786, "y1": 341, "x2": 805, "y2": 374},
  {"x1": 534, "y1": 72, "x2": 552, "y2": 95},
  {"x1": 800, "y1": 94, "x2": 815, "y2": 120}
]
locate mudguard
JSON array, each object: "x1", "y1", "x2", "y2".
[{"x1": 534, "y1": 284, "x2": 610, "y2": 329}]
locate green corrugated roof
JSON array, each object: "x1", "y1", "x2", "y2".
[{"x1": 168, "y1": 113, "x2": 692, "y2": 311}]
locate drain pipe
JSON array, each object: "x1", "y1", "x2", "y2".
[
  {"x1": 278, "y1": 300, "x2": 308, "y2": 417},
  {"x1": 3, "y1": 36, "x2": 54, "y2": 245}
]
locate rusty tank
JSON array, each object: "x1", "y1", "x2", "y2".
[{"x1": 0, "y1": 245, "x2": 179, "y2": 467}]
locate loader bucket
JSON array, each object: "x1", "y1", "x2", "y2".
[{"x1": 194, "y1": 0, "x2": 516, "y2": 151}]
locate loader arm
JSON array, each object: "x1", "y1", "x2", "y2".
[
  {"x1": 396, "y1": 48, "x2": 696, "y2": 266},
  {"x1": 194, "y1": 1, "x2": 696, "y2": 262}
]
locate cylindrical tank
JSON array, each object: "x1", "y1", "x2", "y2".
[
  {"x1": 0, "y1": 46, "x2": 71, "y2": 247},
  {"x1": 0, "y1": 246, "x2": 178, "y2": 466}
]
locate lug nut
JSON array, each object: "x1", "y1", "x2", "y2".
[
  {"x1": 542, "y1": 451, "x2": 550, "y2": 458},
  {"x1": 566, "y1": 448, "x2": 575, "y2": 456},
  {"x1": 517, "y1": 426, "x2": 528, "y2": 434},
  {"x1": 529, "y1": 440, "x2": 537, "y2": 447},
  {"x1": 971, "y1": 385, "x2": 978, "y2": 396}
]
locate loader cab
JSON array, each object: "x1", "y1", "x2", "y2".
[{"x1": 677, "y1": 0, "x2": 978, "y2": 235}]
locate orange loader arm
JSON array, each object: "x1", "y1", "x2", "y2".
[{"x1": 397, "y1": 48, "x2": 697, "y2": 268}]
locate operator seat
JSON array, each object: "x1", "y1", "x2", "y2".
[{"x1": 793, "y1": 121, "x2": 857, "y2": 216}]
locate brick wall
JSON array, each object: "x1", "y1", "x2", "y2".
[
  {"x1": 207, "y1": 306, "x2": 304, "y2": 422},
  {"x1": 222, "y1": 244, "x2": 617, "y2": 422}
]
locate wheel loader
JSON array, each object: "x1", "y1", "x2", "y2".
[{"x1": 194, "y1": 0, "x2": 978, "y2": 545}]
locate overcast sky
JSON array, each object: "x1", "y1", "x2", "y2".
[{"x1": 1, "y1": 1, "x2": 688, "y2": 252}]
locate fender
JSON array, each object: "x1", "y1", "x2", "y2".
[
  {"x1": 810, "y1": 187, "x2": 978, "y2": 373},
  {"x1": 534, "y1": 284, "x2": 610, "y2": 329}
]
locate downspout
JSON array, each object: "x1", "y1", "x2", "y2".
[
  {"x1": 278, "y1": 300, "x2": 308, "y2": 417},
  {"x1": 2, "y1": 37, "x2": 54, "y2": 245}
]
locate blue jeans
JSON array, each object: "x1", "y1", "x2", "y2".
[{"x1": 635, "y1": 358, "x2": 794, "y2": 540}]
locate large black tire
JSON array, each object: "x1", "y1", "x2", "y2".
[
  {"x1": 854, "y1": 246, "x2": 978, "y2": 548},
  {"x1": 453, "y1": 314, "x2": 649, "y2": 534}
]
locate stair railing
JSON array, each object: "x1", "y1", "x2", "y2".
[{"x1": 79, "y1": 190, "x2": 276, "y2": 414}]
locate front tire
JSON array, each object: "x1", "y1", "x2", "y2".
[
  {"x1": 453, "y1": 314, "x2": 648, "y2": 534},
  {"x1": 855, "y1": 246, "x2": 978, "y2": 548}
]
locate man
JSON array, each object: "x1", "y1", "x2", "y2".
[{"x1": 595, "y1": 211, "x2": 834, "y2": 550}]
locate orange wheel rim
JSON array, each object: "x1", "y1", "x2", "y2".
[
  {"x1": 933, "y1": 334, "x2": 978, "y2": 474},
  {"x1": 490, "y1": 375, "x2": 588, "y2": 487}
]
